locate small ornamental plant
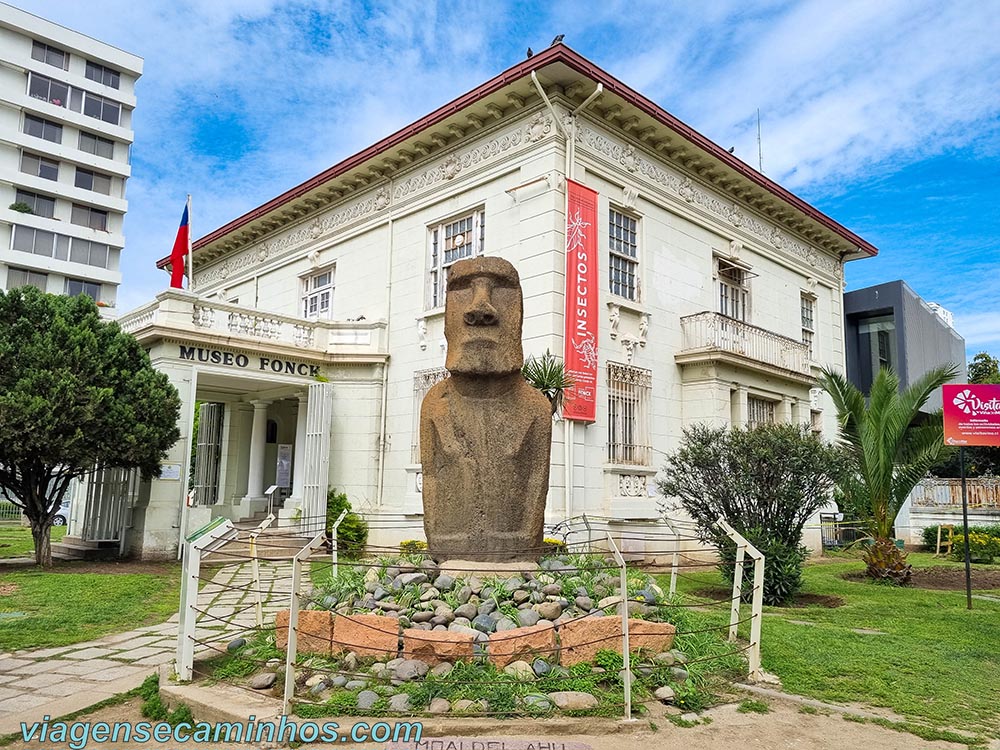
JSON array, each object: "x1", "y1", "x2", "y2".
[{"x1": 399, "y1": 539, "x2": 428, "y2": 554}]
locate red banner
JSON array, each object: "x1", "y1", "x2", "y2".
[
  {"x1": 562, "y1": 179, "x2": 599, "y2": 422},
  {"x1": 943, "y1": 384, "x2": 1000, "y2": 447}
]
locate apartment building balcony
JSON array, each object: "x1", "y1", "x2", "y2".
[
  {"x1": 118, "y1": 289, "x2": 387, "y2": 360},
  {"x1": 676, "y1": 311, "x2": 814, "y2": 383}
]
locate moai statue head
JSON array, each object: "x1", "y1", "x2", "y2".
[{"x1": 444, "y1": 256, "x2": 524, "y2": 377}]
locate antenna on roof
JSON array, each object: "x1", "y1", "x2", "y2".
[{"x1": 756, "y1": 108, "x2": 763, "y2": 174}]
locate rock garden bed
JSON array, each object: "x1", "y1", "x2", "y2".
[{"x1": 208, "y1": 554, "x2": 748, "y2": 718}]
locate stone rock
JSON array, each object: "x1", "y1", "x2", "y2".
[
  {"x1": 403, "y1": 629, "x2": 475, "y2": 665},
  {"x1": 388, "y1": 693, "x2": 411, "y2": 712},
  {"x1": 227, "y1": 637, "x2": 246, "y2": 653},
  {"x1": 452, "y1": 699, "x2": 487, "y2": 714},
  {"x1": 305, "y1": 674, "x2": 326, "y2": 688},
  {"x1": 373, "y1": 586, "x2": 390, "y2": 601},
  {"x1": 574, "y1": 596, "x2": 594, "y2": 611},
  {"x1": 386, "y1": 658, "x2": 405, "y2": 670},
  {"x1": 333, "y1": 614, "x2": 399, "y2": 659},
  {"x1": 433, "y1": 624, "x2": 448, "y2": 631},
  {"x1": 419, "y1": 587, "x2": 440, "y2": 602},
  {"x1": 654, "y1": 686, "x2": 676, "y2": 703},
  {"x1": 523, "y1": 693, "x2": 553, "y2": 710},
  {"x1": 265, "y1": 658, "x2": 282, "y2": 668},
  {"x1": 429, "y1": 697, "x2": 451, "y2": 714},
  {"x1": 453, "y1": 617, "x2": 471, "y2": 628},
  {"x1": 542, "y1": 583, "x2": 563, "y2": 596},
  {"x1": 530, "y1": 591, "x2": 546, "y2": 604},
  {"x1": 467, "y1": 576, "x2": 483, "y2": 594},
  {"x1": 503, "y1": 576, "x2": 524, "y2": 592},
  {"x1": 535, "y1": 602, "x2": 563, "y2": 621},
  {"x1": 345, "y1": 680, "x2": 368, "y2": 690},
  {"x1": 275, "y1": 609, "x2": 334, "y2": 655},
  {"x1": 478, "y1": 599, "x2": 497, "y2": 616},
  {"x1": 513, "y1": 590, "x2": 530, "y2": 604},
  {"x1": 547, "y1": 691, "x2": 599, "y2": 710},
  {"x1": 308, "y1": 682, "x2": 328, "y2": 697},
  {"x1": 249, "y1": 672, "x2": 276, "y2": 690},
  {"x1": 481, "y1": 586, "x2": 495, "y2": 601},
  {"x1": 670, "y1": 649, "x2": 688, "y2": 664},
  {"x1": 532, "y1": 658, "x2": 551, "y2": 678},
  {"x1": 454, "y1": 603, "x2": 478, "y2": 621},
  {"x1": 431, "y1": 662, "x2": 453, "y2": 677},
  {"x1": 653, "y1": 651, "x2": 675, "y2": 666},
  {"x1": 371, "y1": 664, "x2": 390, "y2": 680},
  {"x1": 331, "y1": 675, "x2": 348, "y2": 688},
  {"x1": 393, "y1": 572, "x2": 429, "y2": 590},
  {"x1": 636, "y1": 587, "x2": 660, "y2": 605},
  {"x1": 411, "y1": 611, "x2": 435, "y2": 623},
  {"x1": 420, "y1": 559, "x2": 440, "y2": 575},
  {"x1": 494, "y1": 617, "x2": 517, "y2": 632},
  {"x1": 671, "y1": 667, "x2": 689, "y2": 682},
  {"x1": 420, "y1": 257, "x2": 552, "y2": 563},
  {"x1": 356, "y1": 690, "x2": 379, "y2": 710},
  {"x1": 503, "y1": 660, "x2": 535, "y2": 682},
  {"x1": 559, "y1": 618, "x2": 676, "y2": 666},
  {"x1": 364, "y1": 567, "x2": 381, "y2": 584},
  {"x1": 681, "y1": 712, "x2": 700, "y2": 723},
  {"x1": 434, "y1": 574, "x2": 456, "y2": 592},
  {"x1": 488, "y1": 623, "x2": 557, "y2": 667},
  {"x1": 597, "y1": 595, "x2": 622, "y2": 610},
  {"x1": 537, "y1": 619, "x2": 554, "y2": 629},
  {"x1": 395, "y1": 659, "x2": 430, "y2": 681},
  {"x1": 517, "y1": 609, "x2": 540, "y2": 628},
  {"x1": 472, "y1": 614, "x2": 496, "y2": 633},
  {"x1": 343, "y1": 651, "x2": 359, "y2": 671}
]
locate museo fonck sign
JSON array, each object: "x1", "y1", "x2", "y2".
[{"x1": 179, "y1": 345, "x2": 321, "y2": 377}]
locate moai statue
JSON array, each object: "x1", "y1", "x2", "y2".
[{"x1": 420, "y1": 257, "x2": 552, "y2": 563}]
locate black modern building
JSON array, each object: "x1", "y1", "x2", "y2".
[{"x1": 844, "y1": 280, "x2": 966, "y2": 413}]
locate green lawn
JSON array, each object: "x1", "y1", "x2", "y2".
[
  {"x1": 0, "y1": 525, "x2": 67, "y2": 559},
  {"x1": 660, "y1": 552, "x2": 1000, "y2": 743},
  {"x1": 0, "y1": 562, "x2": 181, "y2": 651}
]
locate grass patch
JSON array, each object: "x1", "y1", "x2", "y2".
[
  {"x1": 659, "y1": 552, "x2": 1000, "y2": 741},
  {"x1": 0, "y1": 525, "x2": 66, "y2": 559},
  {"x1": 0, "y1": 563, "x2": 181, "y2": 650},
  {"x1": 737, "y1": 698, "x2": 770, "y2": 714}
]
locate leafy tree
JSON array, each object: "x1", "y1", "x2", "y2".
[
  {"x1": 326, "y1": 489, "x2": 368, "y2": 558},
  {"x1": 657, "y1": 423, "x2": 844, "y2": 604},
  {"x1": 819, "y1": 364, "x2": 958, "y2": 583},
  {"x1": 0, "y1": 288, "x2": 181, "y2": 566},
  {"x1": 968, "y1": 352, "x2": 1000, "y2": 385},
  {"x1": 521, "y1": 349, "x2": 574, "y2": 416}
]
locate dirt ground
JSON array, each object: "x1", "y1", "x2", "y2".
[
  {"x1": 7, "y1": 695, "x2": 990, "y2": 750},
  {"x1": 843, "y1": 565, "x2": 1000, "y2": 590}
]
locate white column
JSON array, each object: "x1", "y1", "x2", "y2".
[
  {"x1": 779, "y1": 396, "x2": 794, "y2": 424},
  {"x1": 246, "y1": 399, "x2": 271, "y2": 499},
  {"x1": 291, "y1": 392, "x2": 308, "y2": 501},
  {"x1": 732, "y1": 384, "x2": 748, "y2": 427}
]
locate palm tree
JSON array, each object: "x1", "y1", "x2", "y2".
[
  {"x1": 819, "y1": 364, "x2": 959, "y2": 582},
  {"x1": 521, "y1": 350, "x2": 574, "y2": 416}
]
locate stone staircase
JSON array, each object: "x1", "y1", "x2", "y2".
[{"x1": 52, "y1": 535, "x2": 121, "y2": 561}]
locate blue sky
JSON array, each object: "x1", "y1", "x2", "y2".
[{"x1": 17, "y1": 0, "x2": 1000, "y2": 359}]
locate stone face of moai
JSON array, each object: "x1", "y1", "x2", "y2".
[{"x1": 420, "y1": 257, "x2": 552, "y2": 563}]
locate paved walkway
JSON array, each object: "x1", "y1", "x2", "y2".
[{"x1": 0, "y1": 560, "x2": 296, "y2": 734}]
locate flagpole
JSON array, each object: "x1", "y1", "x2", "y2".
[{"x1": 185, "y1": 194, "x2": 194, "y2": 294}]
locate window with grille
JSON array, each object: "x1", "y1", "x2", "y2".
[
  {"x1": 609, "y1": 208, "x2": 638, "y2": 301},
  {"x1": 6, "y1": 268, "x2": 47, "y2": 291},
  {"x1": 20, "y1": 152, "x2": 58, "y2": 181},
  {"x1": 801, "y1": 293, "x2": 816, "y2": 359},
  {"x1": 747, "y1": 396, "x2": 776, "y2": 428},
  {"x1": 717, "y1": 258, "x2": 750, "y2": 321},
  {"x1": 429, "y1": 210, "x2": 484, "y2": 308},
  {"x1": 14, "y1": 189, "x2": 55, "y2": 219},
  {"x1": 23, "y1": 114, "x2": 62, "y2": 143},
  {"x1": 85, "y1": 61, "x2": 120, "y2": 89},
  {"x1": 71, "y1": 204, "x2": 109, "y2": 231},
  {"x1": 302, "y1": 268, "x2": 334, "y2": 319},
  {"x1": 607, "y1": 362, "x2": 652, "y2": 465},
  {"x1": 79, "y1": 131, "x2": 115, "y2": 159},
  {"x1": 411, "y1": 367, "x2": 450, "y2": 462},
  {"x1": 75, "y1": 168, "x2": 113, "y2": 195},
  {"x1": 31, "y1": 41, "x2": 69, "y2": 70}
]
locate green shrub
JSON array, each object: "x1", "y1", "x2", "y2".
[
  {"x1": 399, "y1": 539, "x2": 428, "y2": 554},
  {"x1": 326, "y1": 489, "x2": 368, "y2": 558},
  {"x1": 8, "y1": 202, "x2": 32, "y2": 213},
  {"x1": 923, "y1": 524, "x2": 1000, "y2": 552},
  {"x1": 718, "y1": 529, "x2": 808, "y2": 604},
  {"x1": 951, "y1": 531, "x2": 1000, "y2": 563}
]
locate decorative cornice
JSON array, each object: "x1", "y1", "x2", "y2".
[{"x1": 578, "y1": 124, "x2": 841, "y2": 276}]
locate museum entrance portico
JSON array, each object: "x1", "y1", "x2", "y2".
[{"x1": 112, "y1": 289, "x2": 388, "y2": 560}]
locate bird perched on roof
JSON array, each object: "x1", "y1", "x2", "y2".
[
  {"x1": 526, "y1": 47, "x2": 533, "y2": 58},
  {"x1": 551, "y1": 34, "x2": 565, "y2": 45}
]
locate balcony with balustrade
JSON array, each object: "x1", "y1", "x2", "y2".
[
  {"x1": 676, "y1": 311, "x2": 813, "y2": 383},
  {"x1": 117, "y1": 289, "x2": 387, "y2": 361}
]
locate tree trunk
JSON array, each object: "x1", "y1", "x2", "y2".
[{"x1": 30, "y1": 517, "x2": 52, "y2": 567}]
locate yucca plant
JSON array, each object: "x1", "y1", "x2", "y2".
[
  {"x1": 521, "y1": 349, "x2": 574, "y2": 416},
  {"x1": 819, "y1": 364, "x2": 959, "y2": 583}
]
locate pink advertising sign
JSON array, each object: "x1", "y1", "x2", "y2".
[{"x1": 943, "y1": 384, "x2": 1000, "y2": 447}]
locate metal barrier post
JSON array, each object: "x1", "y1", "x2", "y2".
[
  {"x1": 606, "y1": 533, "x2": 636, "y2": 722},
  {"x1": 661, "y1": 516, "x2": 681, "y2": 596},
  {"x1": 249, "y1": 514, "x2": 275, "y2": 628},
  {"x1": 582, "y1": 513, "x2": 592, "y2": 552},
  {"x1": 283, "y1": 530, "x2": 327, "y2": 716},
  {"x1": 330, "y1": 509, "x2": 348, "y2": 578},
  {"x1": 716, "y1": 517, "x2": 765, "y2": 680},
  {"x1": 175, "y1": 519, "x2": 236, "y2": 682}
]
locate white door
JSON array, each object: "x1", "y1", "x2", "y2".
[{"x1": 301, "y1": 382, "x2": 333, "y2": 536}]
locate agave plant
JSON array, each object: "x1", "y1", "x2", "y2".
[
  {"x1": 819, "y1": 364, "x2": 959, "y2": 583},
  {"x1": 521, "y1": 349, "x2": 574, "y2": 416}
]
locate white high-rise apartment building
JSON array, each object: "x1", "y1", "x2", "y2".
[{"x1": 0, "y1": 3, "x2": 141, "y2": 313}]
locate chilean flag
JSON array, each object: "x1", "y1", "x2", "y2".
[{"x1": 169, "y1": 201, "x2": 190, "y2": 289}]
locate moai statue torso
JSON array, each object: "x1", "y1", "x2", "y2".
[{"x1": 420, "y1": 257, "x2": 552, "y2": 563}]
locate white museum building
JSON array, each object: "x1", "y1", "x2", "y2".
[{"x1": 73, "y1": 45, "x2": 877, "y2": 560}]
